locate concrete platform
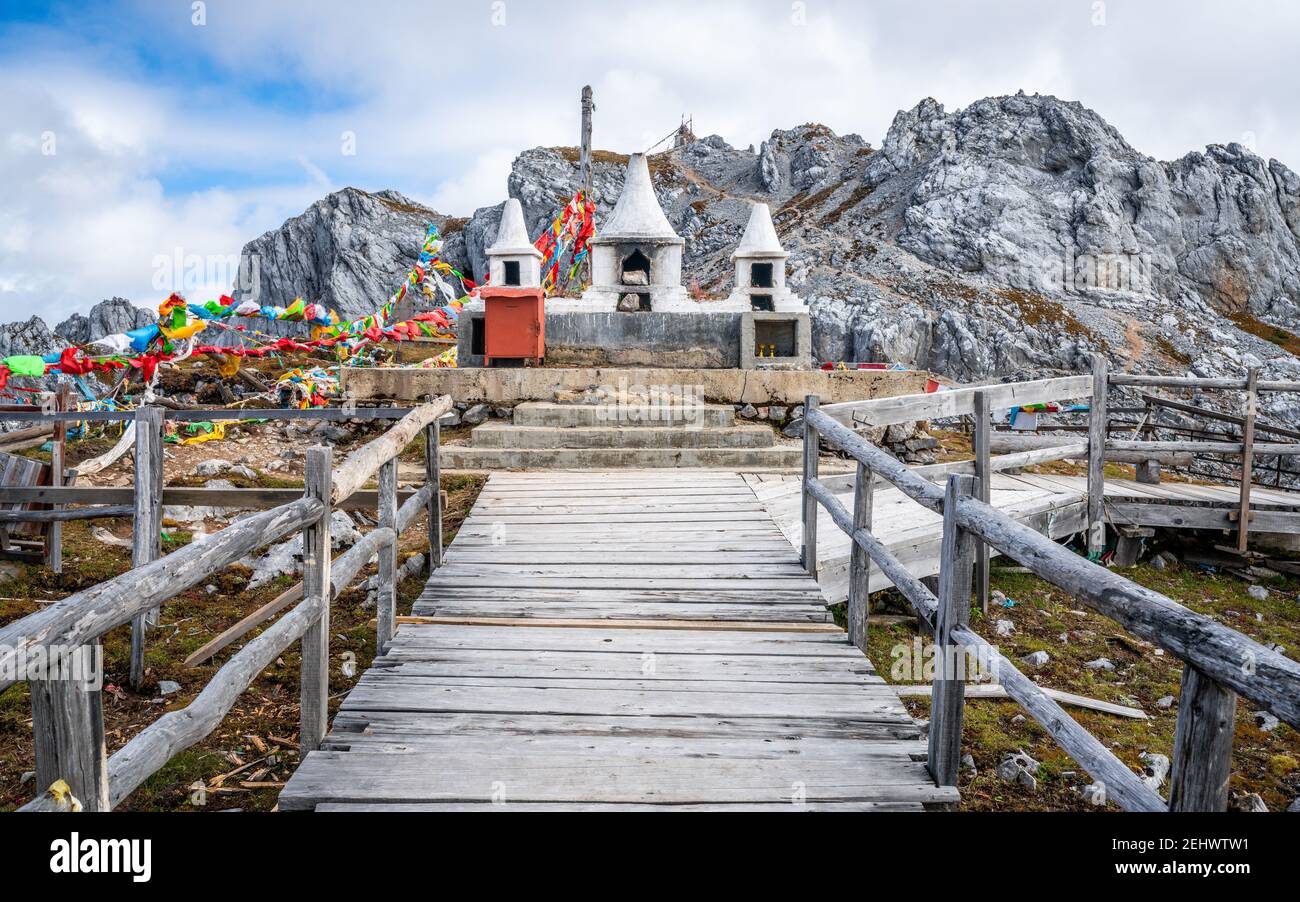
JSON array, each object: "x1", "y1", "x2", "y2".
[
  {"x1": 342, "y1": 366, "x2": 928, "y2": 406},
  {"x1": 440, "y1": 445, "x2": 804, "y2": 470},
  {"x1": 470, "y1": 423, "x2": 776, "y2": 449},
  {"x1": 514, "y1": 401, "x2": 737, "y2": 428}
]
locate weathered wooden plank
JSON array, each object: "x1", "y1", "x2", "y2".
[
  {"x1": 1087, "y1": 354, "x2": 1108, "y2": 556},
  {"x1": 929, "y1": 475, "x2": 976, "y2": 788},
  {"x1": 27, "y1": 645, "x2": 109, "y2": 811},
  {"x1": 1168, "y1": 664, "x2": 1235, "y2": 811},
  {"x1": 822, "y1": 375, "x2": 1092, "y2": 427},
  {"x1": 129, "y1": 406, "x2": 163, "y2": 689},
  {"x1": 802, "y1": 395, "x2": 820, "y2": 578},
  {"x1": 376, "y1": 459, "x2": 398, "y2": 652},
  {"x1": 330, "y1": 398, "x2": 450, "y2": 505},
  {"x1": 300, "y1": 448, "x2": 333, "y2": 754},
  {"x1": 847, "y1": 461, "x2": 872, "y2": 651}
]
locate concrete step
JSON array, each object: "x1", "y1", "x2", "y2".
[
  {"x1": 471, "y1": 423, "x2": 775, "y2": 449},
  {"x1": 513, "y1": 401, "x2": 735, "y2": 428},
  {"x1": 440, "y1": 445, "x2": 804, "y2": 470}
]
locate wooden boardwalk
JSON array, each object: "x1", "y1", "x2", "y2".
[{"x1": 280, "y1": 470, "x2": 956, "y2": 811}]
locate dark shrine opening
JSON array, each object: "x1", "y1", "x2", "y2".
[
  {"x1": 754, "y1": 319, "x2": 796, "y2": 358},
  {"x1": 470, "y1": 315, "x2": 487, "y2": 356},
  {"x1": 621, "y1": 249, "x2": 651, "y2": 286},
  {"x1": 750, "y1": 294, "x2": 774, "y2": 312},
  {"x1": 750, "y1": 262, "x2": 775, "y2": 288},
  {"x1": 502, "y1": 260, "x2": 521, "y2": 286}
]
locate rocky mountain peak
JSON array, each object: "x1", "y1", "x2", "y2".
[
  {"x1": 232, "y1": 186, "x2": 467, "y2": 320},
  {"x1": 54, "y1": 297, "x2": 155, "y2": 345}
]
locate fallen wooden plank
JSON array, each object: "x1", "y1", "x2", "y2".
[{"x1": 893, "y1": 682, "x2": 1147, "y2": 718}]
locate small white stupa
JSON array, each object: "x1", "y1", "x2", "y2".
[
  {"x1": 724, "y1": 203, "x2": 805, "y2": 312},
  {"x1": 565, "y1": 152, "x2": 693, "y2": 312},
  {"x1": 486, "y1": 198, "x2": 542, "y2": 288}
]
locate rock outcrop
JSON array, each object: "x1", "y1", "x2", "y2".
[
  {"x1": 232, "y1": 188, "x2": 470, "y2": 322},
  {"x1": 54, "y1": 297, "x2": 154, "y2": 345}
]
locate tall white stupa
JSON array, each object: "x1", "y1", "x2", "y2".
[
  {"x1": 562, "y1": 153, "x2": 694, "y2": 312},
  {"x1": 724, "y1": 203, "x2": 805, "y2": 312}
]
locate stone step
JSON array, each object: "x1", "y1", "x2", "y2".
[
  {"x1": 513, "y1": 401, "x2": 736, "y2": 428},
  {"x1": 440, "y1": 445, "x2": 804, "y2": 470},
  {"x1": 471, "y1": 423, "x2": 775, "y2": 449}
]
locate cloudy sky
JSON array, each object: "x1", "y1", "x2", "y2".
[{"x1": 3, "y1": 0, "x2": 1298, "y2": 323}]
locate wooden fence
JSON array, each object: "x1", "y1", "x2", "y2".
[
  {"x1": 802, "y1": 365, "x2": 1300, "y2": 811},
  {"x1": 0, "y1": 398, "x2": 451, "y2": 811}
]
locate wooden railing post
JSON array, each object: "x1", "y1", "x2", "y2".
[
  {"x1": 1168, "y1": 664, "x2": 1236, "y2": 811},
  {"x1": 129, "y1": 406, "x2": 163, "y2": 689},
  {"x1": 847, "y1": 461, "x2": 873, "y2": 650},
  {"x1": 426, "y1": 421, "x2": 443, "y2": 568},
  {"x1": 801, "y1": 395, "x2": 820, "y2": 578},
  {"x1": 376, "y1": 458, "x2": 398, "y2": 652},
  {"x1": 972, "y1": 390, "x2": 991, "y2": 614},
  {"x1": 1236, "y1": 367, "x2": 1259, "y2": 553},
  {"x1": 300, "y1": 446, "x2": 333, "y2": 754},
  {"x1": 1086, "y1": 354, "x2": 1108, "y2": 558},
  {"x1": 30, "y1": 644, "x2": 109, "y2": 810},
  {"x1": 45, "y1": 383, "x2": 70, "y2": 573},
  {"x1": 928, "y1": 474, "x2": 976, "y2": 788}
]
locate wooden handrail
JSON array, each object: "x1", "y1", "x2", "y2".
[
  {"x1": 0, "y1": 496, "x2": 321, "y2": 694},
  {"x1": 803, "y1": 472, "x2": 1166, "y2": 810},
  {"x1": 821, "y1": 374, "x2": 1092, "y2": 427},
  {"x1": 10, "y1": 401, "x2": 450, "y2": 811},
  {"x1": 804, "y1": 405, "x2": 1300, "y2": 728},
  {"x1": 330, "y1": 397, "x2": 452, "y2": 505}
]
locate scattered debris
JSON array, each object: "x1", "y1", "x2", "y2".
[
  {"x1": 91, "y1": 526, "x2": 133, "y2": 549},
  {"x1": 1156, "y1": 695, "x2": 1175, "y2": 709},
  {"x1": 994, "y1": 619, "x2": 1015, "y2": 637},
  {"x1": 193, "y1": 459, "x2": 234, "y2": 477},
  {"x1": 1139, "y1": 751, "x2": 1170, "y2": 791},
  {"x1": 1229, "y1": 792, "x2": 1269, "y2": 813},
  {"x1": 1021, "y1": 650, "x2": 1050, "y2": 667},
  {"x1": 158, "y1": 680, "x2": 181, "y2": 696},
  {"x1": 1254, "y1": 710, "x2": 1281, "y2": 732},
  {"x1": 1248, "y1": 584, "x2": 1270, "y2": 601},
  {"x1": 995, "y1": 749, "x2": 1041, "y2": 791}
]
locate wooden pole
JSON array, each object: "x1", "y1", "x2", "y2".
[
  {"x1": 972, "y1": 391, "x2": 991, "y2": 614},
  {"x1": 846, "y1": 461, "x2": 873, "y2": 650},
  {"x1": 426, "y1": 421, "x2": 443, "y2": 569},
  {"x1": 1236, "y1": 367, "x2": 1259, "y2": 554},
  {"x1": 580, "y1": 85, "x2": 594, "y2": 195},
  {"x1": 1168, "y1": 664, "x2": 1236, "y2": 810},
  {"x1": 929, "y1": 474, "x2": 976, "y2": 788},
  {"x1": 45, "y1": 384, "x2": 70, "y2": 573},
  {"x1": 801, "y1": 395, "x2": 820, "y2": 579},
  {"x1": 376, "y1": 459, "x2": 398, "y2": 652},
  {"x1": 300, "y1": 446, "x2": 333, "y2": 754},
  {"x1": 129, "y1": 406, "x2": 163, "y2": 689},
  {"x1": 29, "y1": 644, "x2": 109, "y2": 810},
  {"x1": 1086, "y1": 354, "x2": 1108, "y2": 557}
]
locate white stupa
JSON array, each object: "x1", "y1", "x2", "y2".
[
  {"x1": 486, "y1": 198, "x2": 542, "y2": 288},
  {"x1": 564, "y1": 152, "x2": 694, "y2": 312},
  {"x1": 724, "y1": 203, "x2": 805, "y2": 312}
]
